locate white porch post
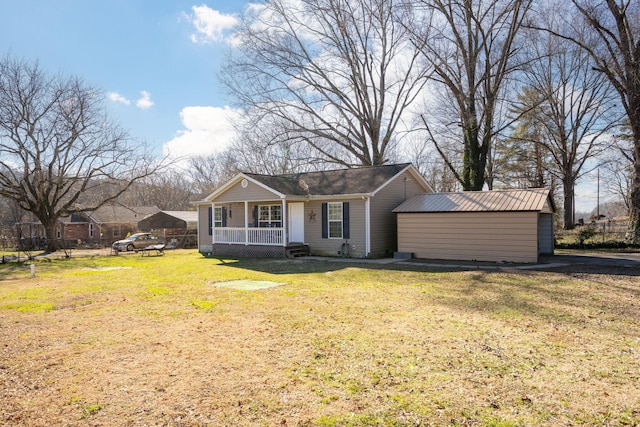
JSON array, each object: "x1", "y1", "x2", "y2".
[
  {"x1": 365, "y1": 197, "x2": 371, "y2": 257},
  {"x1": 244, "y1": 201, "x2": 249, "y2": 246},
  {"x1": 211, "y1": 202, "x2": 215, "y2": 244},
  {"x1": 281, "y1": 198, "x2": 287, "y2": 246}
]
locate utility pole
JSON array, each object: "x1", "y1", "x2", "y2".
[{"x1": 597, "y1": 168, "x2": 600, "y2": 219}]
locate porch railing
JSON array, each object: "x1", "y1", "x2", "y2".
[{"x1": 214, "y1": 227, "x2": 284, "y2": 246}]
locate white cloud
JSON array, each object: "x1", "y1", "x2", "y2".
[
  {"x1": 136, "y1": 91, "x2": 154, "y2": 109},
  {"x1": 186, "y1": 5, "x2": 238, "y2": 44},
  {"x1": 107, "y1": 92, "x2": 131, "y2": 105},
  {"x1": 163, "y1": 106, "x2": 240, "y2": 159}
]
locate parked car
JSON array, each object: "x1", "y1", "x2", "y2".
[{"x1": 112, "y1": 233, "x2": 163, "y2": 252}]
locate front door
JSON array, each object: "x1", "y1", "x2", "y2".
[{"x1": 288, "y1": 202, "x2": 305, "y2": 243}]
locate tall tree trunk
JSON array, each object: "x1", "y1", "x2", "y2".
[
  {"x1": 626, "y1": 91, "x2": 640, "y2": 243},
  {"x1": 629, "y1": 127, "x2": 640, "y2": 243},
  {"x1": 535, "y1": 141, "x2": 545, "y2": 188},
  {"x1": 41, "y1": 217, "x2": 61, "y2": 253},
  {"x1": 563, "y1": 176, "x2": 575, "y2": 230},
  {"x1": 462, "y1": 120, "x2": 484, "y2": 191}
]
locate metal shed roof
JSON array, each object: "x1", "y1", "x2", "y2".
[
  {"x1": 393, "y1": 189, "x2": 554, "y2": 213},
  {"x1": 138, "y1": 211, "x2": 198, "y2": 229}
]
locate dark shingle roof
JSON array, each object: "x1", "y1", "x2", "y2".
[
  {"x1": 245, "y1": 163, "x2": 412, "y2": 196},
  {"x1": 89, "y1": 205, "x2": 160, "y2": 223}
]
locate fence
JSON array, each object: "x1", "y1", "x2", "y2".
[
  {"x1": 9, "y1": 232, "x2": 198, "y2": 252},
  {"x1": 563, "y1": 218, "x2": 630, "y2": 244}
]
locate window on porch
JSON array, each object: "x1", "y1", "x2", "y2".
[
  {"x1": 258, "y1": 205, "x2": 282, "y2": 228},
  {"x1": 214, "y1": 206, "x2": 224, "y2": 228}
]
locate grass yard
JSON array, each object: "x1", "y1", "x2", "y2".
[{"x1": 0, "y1": 250, "x2": 639, "y2": 426}]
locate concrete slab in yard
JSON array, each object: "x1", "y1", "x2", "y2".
[{"x1": 212, "y1": 280, "x2": 286, "y2": 290}]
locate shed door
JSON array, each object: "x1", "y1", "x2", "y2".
[
  {"x1": 538, "y1": 213, "x2": 554, "y2": 255},
  {"x1": 288, "y1": 203, "x2": 305, "y2": 243}
]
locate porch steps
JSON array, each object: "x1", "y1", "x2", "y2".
[{"x1": 285, "y1": 244, "x2": 309, "y2": 258}]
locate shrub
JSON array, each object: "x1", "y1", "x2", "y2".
[{"x1": 575, "y1": 226, "x2": 598, "y2": 245}]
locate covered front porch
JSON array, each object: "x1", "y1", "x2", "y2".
[
  {"x1": 214, "y1": 227, "x2": 284, "y2": 246},
  {"x1": 206, "y1": 199, "x2": 307, "y2": 258}
]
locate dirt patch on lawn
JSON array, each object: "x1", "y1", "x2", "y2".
[{"x1": 210, "y1": 279, "x2": 286, "y2": 290}]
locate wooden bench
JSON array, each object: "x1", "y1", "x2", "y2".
[{"x1": 139, "y1": 244, "x2": 166, "y2": 256}]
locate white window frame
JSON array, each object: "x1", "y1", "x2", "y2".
[
  {"x1": 328, "y1": 202, "x2": 343, "y2": 239},
  {"x1": 89, "y1": 223, "x2": 94, "y2": 238},
  {"x1": 258, "y1": 204, "x2": 282, "y2": 228},
  {"x1": 214, "y1": 206, "x2": 224, "y2": 228}
]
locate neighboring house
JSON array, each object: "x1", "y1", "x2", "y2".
[
  {"x1": 393, "y1": 188, "x2": 556, "y2": 263},
  {"x1": 138, "y1": 211, "x2": 198, "y2": 248},
  {"x1": 197, "y1": 164, "x2": 432, "y2": 258},
  {"x1": 76, "y1": 205, "x2": 160, "y2": 246},
  {"x1": 16, "y1": 205, "x2": 159, "y2": 250}
]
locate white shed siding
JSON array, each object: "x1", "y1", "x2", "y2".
[{"x1": 397, "y1": 212, "x2": 539, "y2": 263}]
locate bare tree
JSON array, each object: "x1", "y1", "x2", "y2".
[
  {"x1": 221, "y1": 0, "x2": 431, "y2": 167},
  {"x1": 188, "y1": 151, "x2": 239, "y2": 195},
  {"x1": 0, "y1": 56, "x2": 162, "y2": 253},
  {"x1": 413, "y1": 0, "x2": 532, "y2": 190},
  {"x1": 534, "y1": 0, "x2": 640, "y2": 241},
  {"x1": 118, "y1": 171, "x2": 196, "y2": 211},
  {"x1": 227, "y1": 109, "x2": 341, "y2": 175},
  {"x1": 602, "y1": 132, "x2": 634, "y2": 214},
  {"x1": 0, "y1": 195, "x2": 24, "y2": 248},
  {"x1": 518, "y1": 11, "x2": 620, "y2": 229},
  {"x1": 404, "y1": 134, "x2": 460, "y2": 192}
]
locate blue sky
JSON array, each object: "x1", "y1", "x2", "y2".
[
  {"x1": 0, "y1": 1, "x2": 605, "y2": 213},
  {"x1": 0, "y1": 0, "x2": 245, "y2": 159}
]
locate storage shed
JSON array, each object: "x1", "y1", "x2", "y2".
[
  {"x1": 393, "y1": 189, "x2": 556, "y2": 263},
  {"x1": 138, "y1": 211, "x2": 198, "y2": 248}
]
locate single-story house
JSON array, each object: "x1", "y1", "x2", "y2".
[
  {"x1": 138, "y1": 211, "x2": 198, "y2": 248},
  {"x1": 393, "y1": 188, "x2": 556, "y2": 263},
  {"x1": 16, "y1": 205, "x2": 159, "y2": 250},
  {"x1": 74, "y1": 205, "x2": 160, "y2": 246},
  {"x1": 197, "y1": 163, "x2": 433, "y2": 258}
]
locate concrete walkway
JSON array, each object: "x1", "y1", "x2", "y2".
[
  {"x1": 305, "y1": 255, "x2": 567, "y2": 270},
  {"x1": 306, "y1": 251, "x2": 640, "y2": 271}
]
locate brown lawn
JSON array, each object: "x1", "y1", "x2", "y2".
[{"x1": 0, "y1": 250, "x2": 639, "y2": 426}]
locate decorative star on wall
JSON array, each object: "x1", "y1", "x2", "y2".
[{"x1": 308, "y1": 209, "x2": 316, "y2": 223}]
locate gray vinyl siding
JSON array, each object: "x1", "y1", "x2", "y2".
[
  {"x1": 218, "y1": 203, "x2": 245, "y2": 228},
  {"x1": 370, "y1": 171, "x2": 431, "y2": 256},
  {"x1": 538, "y1": 213, "x2": 554, "y2": 255},
  {"x1": 304, "y1": 199, "x2": 367, "y2": 258},
  {"x1": 214, "y1": 180, "x2": 280, "y2": 203},
  {"x1": 197, "y1": 205, "x2": 212, "y2": 253},
  {"x1": 397, "y1": 211, "x2": 539, "y2": 263}
]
